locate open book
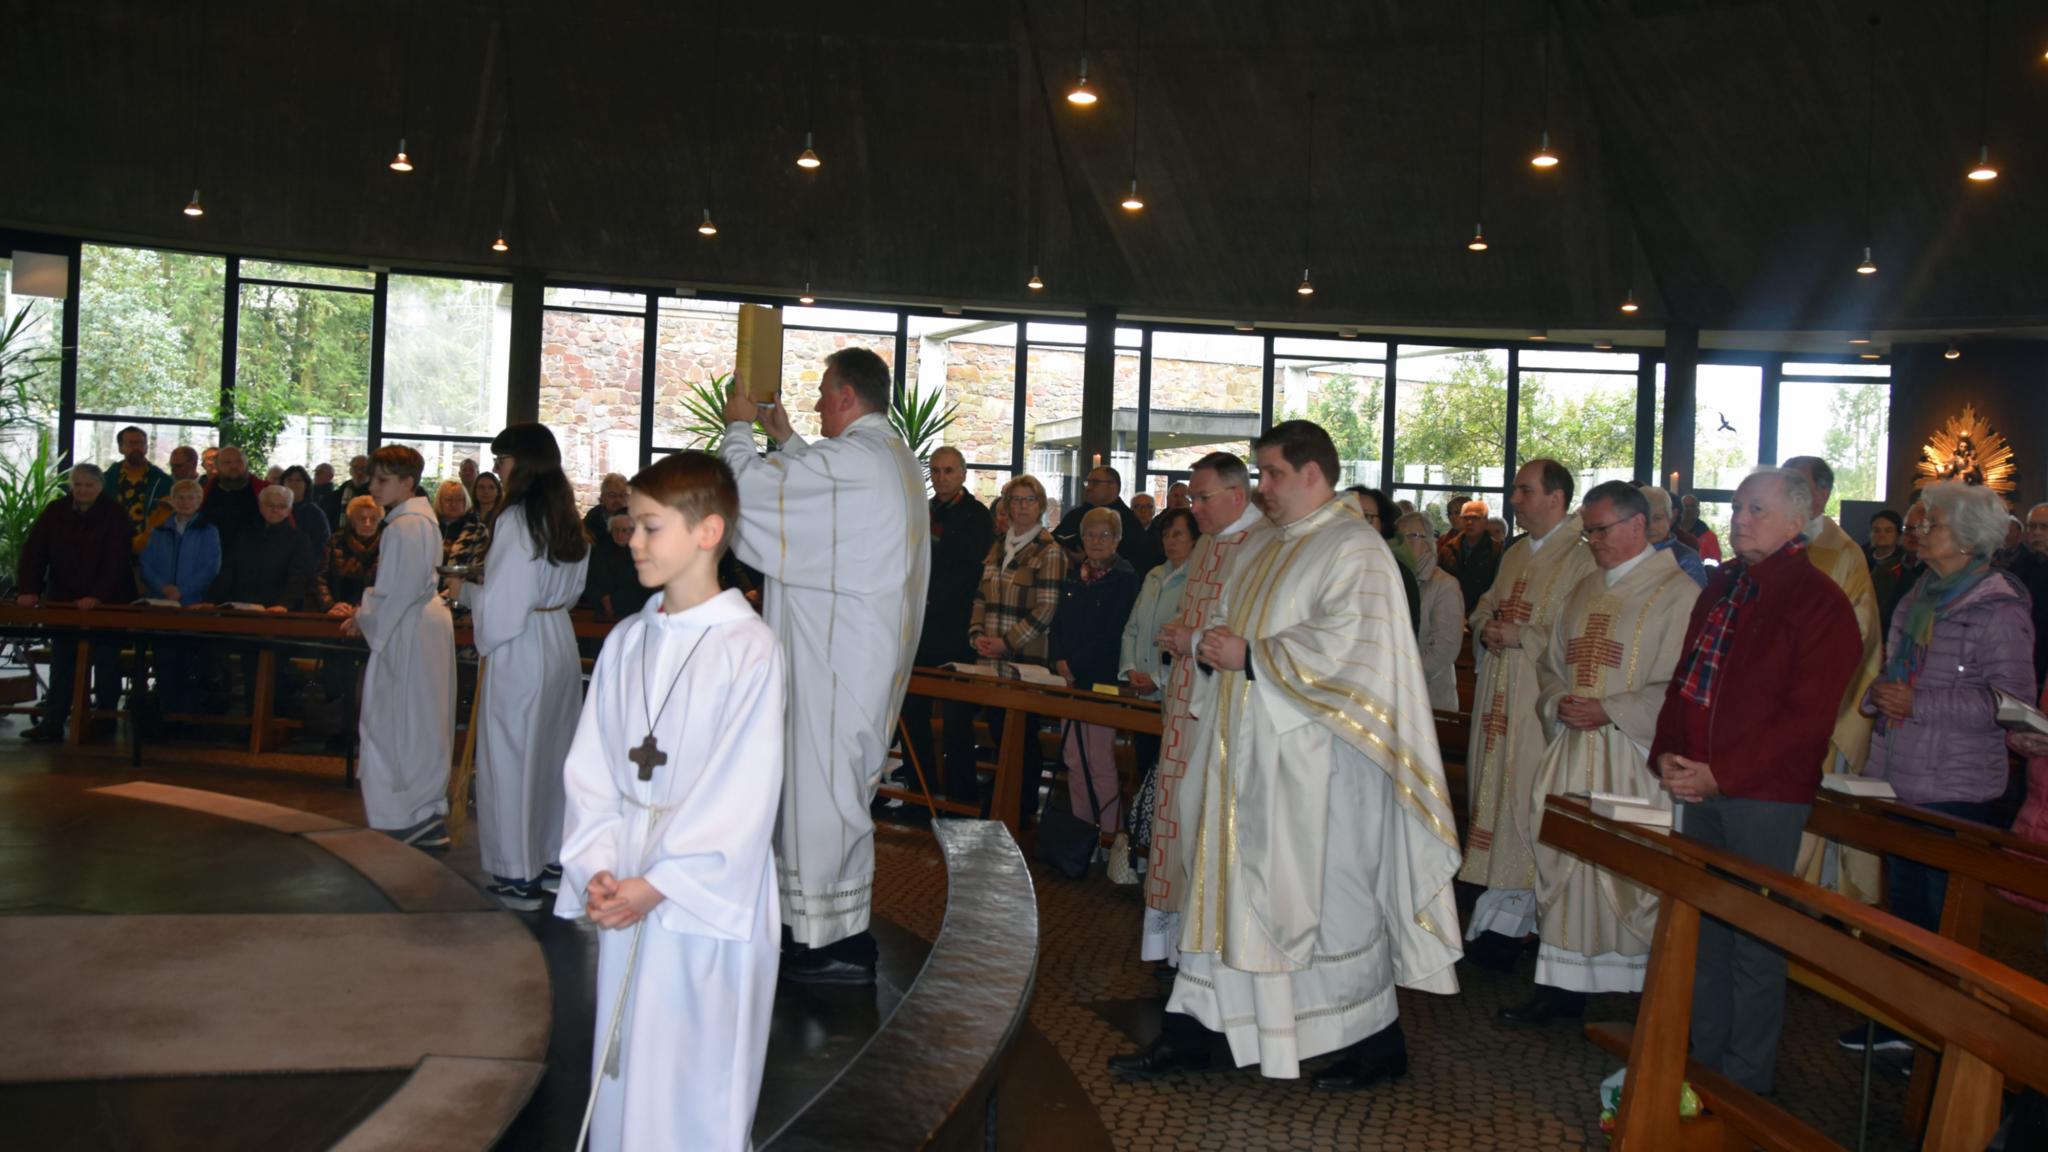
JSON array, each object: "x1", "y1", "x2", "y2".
[
  {"x1": 1995, "y1": 688, "x2": 2048, "y2": 736},
  {"x1": 133, "y1": 597, "x2": 182, "y2": 609},
  {"x1": 1820, "y1": 775, "x2": 1897, "y2": 799},
  {"x1": 943, "y1": 660, "x2": 1068, "y2": 688},
  {"x1": 1587, "y1": 791, "x2": 1673, "y2": 829}
]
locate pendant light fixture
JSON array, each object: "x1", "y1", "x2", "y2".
[
  {"x1": 490, "y1": 230, "x2": 509, "y2": 254},
  {"x1": 1966, "y1": 0, "x2": 1998, "y2": 181},
  {"x1": 798, "y1": 282, "x2": 816, "y2": 305},
  {"x1": 1068, "y1": 0, "x2": 1097, "y2": 105},
  {"x1": 1855, "y1": 13, "x2": 1877, "y2": 273},
  {"x1": 388, "y1": 14, "x2": 414, "y2": 173},
  {"x1": 1027, "y1": 265, "x2": 1045, "y2": 291},
  {"x1": 389, "y1": 140, "x2": 414, "y2": 172},
  {"x1": 1295, "y1": 89, "x2": 1317, "y2": 297},
  {"x1": 1619, "y1": 290, "x2": 1640, "y2": 315},
  {"x1": 1468, "y1": 3, "x2": 1490, "y2": 251},
  {"x1": 1945, "y1": 340, "x2": 1962, "y2": 360},
  {"x1": 702, "y1": 4, "x2": 725, "y2": 234},
  {"x1": 181, "y1": 4, "x2": 207, "y2": 219},
  {"x1": 1119, "y1": 1, "x2": 1146, "y2": 212},
  {"x1": 698, "y1": 208, "x2": 719, "y2": 236},
  {"x1": 1530, "y1": 1, "x2": 1560, "y2": 169},
  {"x1": 796, "y1": 2, "x2": 823, "y2": 169},
  {"x1": 183, "y1": 189, "x2": 205, "y2": 218}
]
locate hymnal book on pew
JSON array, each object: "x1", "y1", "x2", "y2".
[
  {"x1": 943, "y1": 660, "x2": 1067, "y2": 687},
  {"x1": 1994, "y1": 687, "x2": 2048, "y2": 736},
  {"x1": 1586, "y1": 792, "x2": 1673, "y2": 829},
  {"x1": 133, "y1": 598, "x2": 181, "y2": 608},
  {"x1": 1819, "y1": 775, "x2": 1897, "y2": 798}
]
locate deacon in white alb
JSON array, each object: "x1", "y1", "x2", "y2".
[
  {"x1": 1500, "y1": 481, "x2": 1700, "y2": 1026},
  {"x1": 1125, "y1": 421, "x2": 1462, "y2": 1093},
  {"x1": 721, "y1": 345, "x2": 928, "y2": 984},
  {"x1": 555, "y1": 451, "x2": 785, "y2": 1152},
  {"x1": 465, "y1": 423, "x2": 590, "y2": 909},
  {"x1": 343, "y1": 445, "x2": 456, "y2": 847}
]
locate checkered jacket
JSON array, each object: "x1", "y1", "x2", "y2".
[{"x1": 967, "y1": 530, "x2": 1069, "y2": 664}]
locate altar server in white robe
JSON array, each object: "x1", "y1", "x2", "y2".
[
  {"x1": 721, "y1": 345, "x2": 927, "y2": 984},
  {"x1": 555, "y1": 451, "x2": 784, "y2": 1152},
  {"x1": 1459, "y1": 458, "x2": 1595, "y2": 971},
  {"x1": 1499, "y1": 481, "x2": 1699, "y2": 1026},
  {"x1": 465, "y1": 423, "x2": 589, "y2": 909},
  {"x1": 343, "y1": 445, "x2": 456, "y2": 847},
  {"x1": 1115, "y1": 420, "x2": 1462, "y2": 1092}
]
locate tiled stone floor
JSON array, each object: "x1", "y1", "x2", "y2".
[{"x1": 872, "y1": 807, "x2": 2048, "y2": 1151}]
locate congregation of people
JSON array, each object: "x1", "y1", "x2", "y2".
[{"x1": 21, "y1": 365, "x2": 2048, "y2": 1147}]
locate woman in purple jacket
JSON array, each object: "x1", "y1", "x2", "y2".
[{"x1": 1864, "y1": 481, "x2": 2036, "y2": 937}]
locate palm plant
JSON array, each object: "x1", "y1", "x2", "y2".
[
  {"x1": 890, "y1": 386, "x2": 959, "y2": 462},
  {"x1": 0, "y1": 301, "x2": 65, "y2": 596},
  {"x1": 674, "y1": 373, "x2": 765, "y2": 451}
]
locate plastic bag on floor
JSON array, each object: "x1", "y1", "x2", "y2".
[{"x1": 1597, "y1": 1067, "x2": 1701, "y2": 1142}]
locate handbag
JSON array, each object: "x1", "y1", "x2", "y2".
[{"x1": 1036, "y1": 720, "x2": 1105, "y2": 881}]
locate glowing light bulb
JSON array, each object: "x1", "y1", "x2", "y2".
[
  {"x1": 389, "y1": 138, "x2": 413, "y2": 172},
  {"x1": 1296, "y1": 269, "x2": 1315, "y2": 297},
  {"x1": 1027, "y1": 265, "x2": 1045, "y2": 291},
  {"x1": 1068, "y1": 57, "x2": 1096, "y2": 106},
  {"x1": 1967, "y1": 144, "x2": 1999, "y2": 182},
  {"x1": 698, "y1": 208, "x2": 718, "y2": 236},
  {"x1": 796, "y1": 131, "x2": 821, "y2": 170},
  {"x1": 1856, "y1": 246, "x2": 1876, "y2": 275},
  {"x1": 490, "y1": 230, "x2": 508, "y2": 253},
  {"x1": 1944, "y1": 341, "x2": 1962, "y2": 360},
  {"x1": 1120, "y1": 179, "x2": 1144, "y2": 211},
  {"x1": 1467, "y1": 224, "x2": 1489, "y2": 252},
  {"x1": 1620, "y1": 290, "x2": 1640, "y2": 315},
  {"x1": 182, "y1": 189, "x2": 205, "y2": 218},
  {"x1": 1530, "y1": 130, "x2": 1559, "y2": 169}
]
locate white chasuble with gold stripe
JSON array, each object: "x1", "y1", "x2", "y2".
[
  {"x1": 1528, "y1": 548, "x2": 1699, "y2": 993},
  {"x1": 720, "y1": 412, "x2": 929, "y2": 948},
  {"x1": 1167, "y1": 496, "x2": 1462, "y2": 1078},
  {"x1": 1458, "y1": 516, "x2": 1596, "y2": 930}
]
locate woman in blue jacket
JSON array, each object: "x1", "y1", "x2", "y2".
[
  {"x1": 1051, "y1": 507, "x2": 1141, "y2": 839},
  {"x1": 139, "y1": 480, "x2": 222, "y2": 714}
]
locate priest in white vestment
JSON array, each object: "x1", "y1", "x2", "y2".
[
  {"x1": 721, "y1": 346, "x2": 927, "y2": 984},
  {"x1": 1500, "y1": 481, "x2": 1700, "y2": 1025},
  {"x1": 1459, "y1": 458, "x2": 1595, "y2": 970},
  {"x1": 465, "y1": 423, "x2": 589, "y2": 908},
  {"x1": 345, "y1": 446, "x2": 455, "y2": 846},
  {"x1": 1116, "y1": 421, "x2": 1461, "y2": 1091},
  {"x1": 555, "y1": 450, "x2": 785, "y2": 1151}
]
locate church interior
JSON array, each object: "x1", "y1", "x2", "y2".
[{"x1": 6, "y1": 1, "x2": 2048, "y2": 1149}]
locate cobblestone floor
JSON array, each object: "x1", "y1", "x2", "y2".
[{"x1": 872, "y1": 815, "x2": 2048, "y2": 1151}]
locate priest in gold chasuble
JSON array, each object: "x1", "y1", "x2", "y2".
[
  {"x1": 1158, "y1": 422, "x2": 1462, "y2": 1090},
  {"x1": 1458, "y1": 460, "x2": 1596, "y2": 963},
  {"x1": 1502, "y1": 482, "x2": 1700, "y2": 1023}
]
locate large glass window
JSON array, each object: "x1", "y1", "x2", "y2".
[
  {"x1": 383, "y1": 275, "x2": 511, "y2": 441},
  {"x1": 652, "y1": 297, "x2": 740, "y2": 452},
  {"x1": 1143, "y1": 330, "x2": 1263, "y2": 486},
  {"x1": 908, "y1": 316, "x2": 1017, "y2": 504},
  {"x1": 1, "y1": 252, "x2": 65, "y2": 474},
  {"x1": 233, "y1": 261, "x2": 373, "y2": 471},
  {"x1": 541, "y1": 287, "x2": 647, "y2": 511},
  {"x1": 1394, "y1": 345, "x2": 1509, "y2": 492},
  {"x1": 1691, "y1": 363, "x2": 1764, "y2": 494},
  {"x1": 1275, "y1": 337, "x2": 1389, "y2": 491},
  {"x1": 1515, "y1": 349, "x2": 1641, "y2": 492},
  {"x1": 1777, "y1": 363, "x2": 1891, "y2": 516},
  {"x1": 75, "y1": 244, "x2": 226, "y2": 424}
]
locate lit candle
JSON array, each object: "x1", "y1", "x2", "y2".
[
  {"x1": 1669, "y1": 471, "x2": 1680, "y2": 491},
  {"x1": 1092, "y1": 453, "x2": 1102, "y2": 467}
]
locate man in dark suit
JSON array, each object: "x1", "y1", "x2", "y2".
[
  {"x1": 899, "y1": 446, "x2": 995, "y2": 792},
  {"x1": 1054, "y1": 464, "x2": 1157, "y2": 575}
]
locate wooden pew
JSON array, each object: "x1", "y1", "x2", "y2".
[
  {"x1": 895, "y1": 667, "x2": 1162, "y2": 836},
  {"x1": 1539, "y1": 795, "x2": 2048, "y2": 1151},
  {"x1": 1799, "y1": 789, "x2": 2048, "y2": 1137}
]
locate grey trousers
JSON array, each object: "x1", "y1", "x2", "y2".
[{"x1": 1678, "y1": 795, "x2": 1811, "y2": 1096}]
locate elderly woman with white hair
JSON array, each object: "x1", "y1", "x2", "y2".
[
  {"x1": 1863, "y1": 481, "x2": 2035, "y2": 938},
  {"x1": 1396, "y1": 511, "x2": 1465, "y2": 710}
]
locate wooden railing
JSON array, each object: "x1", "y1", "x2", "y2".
[{"x1": 1540, "y1": 795, "x2": 2048, "y2": 1151}]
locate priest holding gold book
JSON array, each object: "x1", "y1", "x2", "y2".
[{"x1": 1501, "y1": 481, "x2": 1700, "y2": 1025}]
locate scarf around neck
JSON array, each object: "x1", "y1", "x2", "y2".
[{"x1": 1883, "y1": 557, "x2": 1992, "y2": 690}]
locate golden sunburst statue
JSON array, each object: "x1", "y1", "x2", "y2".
[{"x1": 1915, "y1": 403, "x2": 2016, "y2": 497}]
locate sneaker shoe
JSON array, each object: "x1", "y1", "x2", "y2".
[
  {"x1": 389, "y1": 816, "x2": 450, "y2": 849},
  {"x1": 539, "y1": 864, "x2": 564, "y2": 892},
  {"x1": 19, "y1": 720, "x2": 63, "y2": 742},
  {"x1": 1838, "y1": 1023, "x2": 1912, "y2": 1053},
  {"x1": 488, "y1": 880, "x2": 547, "y2": 911}
]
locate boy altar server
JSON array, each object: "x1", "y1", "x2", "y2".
[{"x1": 555, "y1": 451, "x2": 786, "y2": 1152}]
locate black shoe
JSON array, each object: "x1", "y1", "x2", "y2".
[
  {"x1": 388, "y1": 816, "x2": 450, "y2": 849},
  {"x1": 539, "y1": 863, "x2": 563, "y2": 892},
  {"x1": 1107, "y1": 1034, "x2": 1213, "y2": 1081},
  {"x1": 1838, "y1": 1023, "x2": 1911, "y2": 1053},
  {"x1": 1311, "y1": 1046, "x2": 1409, "y2": 1092},
  {"x1": 780, "y1": 948, "x2": 877, "y2": 986},
  {"x1": 1152, "y1": 964, "x2": 1179, "y2": 992},
  {"x1": 487, "y1": 879, "x2": 546, "y2": 911},
  {"x1": 1497, "y1": 986, "x2": 1587, "y2": 1026},
  {"x1": 19, "y1": 720, "x2": 62, "y2": 742}
]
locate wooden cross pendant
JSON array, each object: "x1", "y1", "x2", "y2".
[{"x1": 629, "y1": 734, "x2": 668, "y2": 782}]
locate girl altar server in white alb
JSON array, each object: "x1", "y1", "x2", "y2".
[
  {"x1": 555, "y1": 451, "x2": 786, "y2": 1152},
  {"x1": 342, "y1": 445, "x2": 456, "y2": 847},
  {"x1": 466, "y1": 423, "x2": 589, "y2": 909}
]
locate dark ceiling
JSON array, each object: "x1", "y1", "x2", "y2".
[{"x1": 5, "y1": 0, "x2": 2046, "y2": 334}]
